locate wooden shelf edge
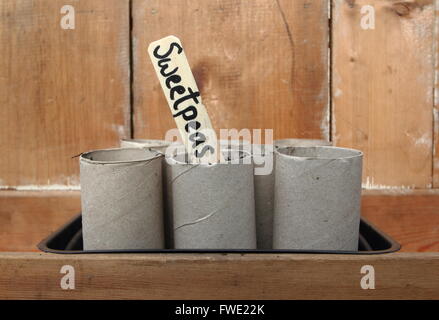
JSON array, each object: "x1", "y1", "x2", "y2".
[{"x1": 0, "y1": 252, "x2": 438, "y2": 299}]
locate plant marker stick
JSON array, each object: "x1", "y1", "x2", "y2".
[{"x1": 148, "y1": 35, "x2": 223, "y2": 164}]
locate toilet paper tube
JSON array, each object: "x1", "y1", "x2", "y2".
[
  {"x1": 273, "y1": 146, "x2": 363, "y2": 251},
  {"x1": 275, "y1": 138, "x2": 332, "y2": 148},
  {"x1": 252, "y1": 140, "x2": 329, "y2": 250},
  {"x1": 80, "y1": 148, "x2": 165, "y2": 250},
  {"x1": 162, "y1": 139, "x2": 250, "y2": 248},
  {"x1": 168, "y1": 150, "x2": 256, "y2": 249}
]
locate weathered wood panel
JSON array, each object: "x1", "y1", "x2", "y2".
[
  {"x1": 0, "y1": 252, "x2": 438, "y2": 299},
  {"x1": 0, "y1": 0, "x2": 130, "y2": 188},
  {"x1": 434, "y1": 0, "x2": 439, "y2": 187},
  {"x1": 132, "y1": 0, "x2": 329, "y2": 140},
  {"x1": 1, "y1": 190, "x2": 438, "y2": 253},
  {"x1": 0, "y1": 191, "x2": 80, "y2": 252},
  {"x1": 362, "y1": 190, "x2": 439, "y2": 252},
  {"x1": 332, "y1": 0, "x2": 435, "y2": 188}
]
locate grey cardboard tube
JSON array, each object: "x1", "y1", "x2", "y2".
[
  {"x1": 275, "y1": 138, "x2": 332, "y2": 148},
  {"x1": 80, "y1": 148, "x2": 165, "y2": 250},
  {"x1": 163, "y1": 140, "x2": 248, "y2": 248},
  {"x1": 253, "y1": 140, "x2": 328, "y2": 250},
  {"x1": 168, "y1": 150, "x2": 256, "y2": 249},
  {"x1": 273, "y1": 146, "x2": 363, "y2": 251},
  {"x1": 119, "y1": 139, "x2": 249, "y2": 249},
  {"x1": 252, "y1": 144, "x2": 275, "y2": 249}
]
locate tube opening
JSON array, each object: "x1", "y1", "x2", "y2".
[
  {"x1": 81, "y1": 148, "x2": 161, "y2": 164},
  {"x1": 170, "y1": 149, "x2": 252, "y2": 166},
  {"x1": 277, "y1": 146, "x2": 362, "y2": 160}
]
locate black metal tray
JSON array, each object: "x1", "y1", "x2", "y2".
[{"x1": 38, "y1": 213, "x2": 400, "y2": 254}]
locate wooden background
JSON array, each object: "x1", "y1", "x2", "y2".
[
  {"x1": 2, "y1": 1, "x2": 438, "y2": 298},
  {"x1": 1, "y1": 0, "x2": 438, "y2": 190}
]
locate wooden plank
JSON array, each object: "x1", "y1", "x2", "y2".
[
  {"x1": 434, "y1": 0, "x2": 439, "y2": 186},
  {"x1": 362, "y1": 190, "x2": 439, "y2": 252},
  {"x1": 332, "y1": 0, "x2": 435, "y2": 189},
  {"x1": 0, "y1": 252, "x2": 438, "y2": 299},
  {"x1": 0, "y1": 0, "x2": 130, "y2": 188},
  {"x1": 1, "y1": 190, "x2": 438, "y2": 253},
  {"x1": 132, "y1": 0, "x2": 329, "y2": 140},
  {"x1": 0, "y1": 191, "x2": 80, "y2": 252}
]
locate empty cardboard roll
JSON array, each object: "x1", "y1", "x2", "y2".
[
  {"x1": 253, "y1": 140, "x2": 327, "y2": 249},
  {"x1": 163, "y1": 140, "x2": 249, "y2": 248},
  {"x1": 80, "y1": 148, "x2": 164, "y2": 250},
  {"x1": 275, "y1": 139, "x2": 331, "y2": 148},
  {"x1": 168, "y1": 150, "x2": 256, "y2": 249},
  {"x1": 273, "y1": 146, "x2": 363, "y2": 251},
  {"x1": 252, "y1": 144, "x2": 275, "y2": 249}
]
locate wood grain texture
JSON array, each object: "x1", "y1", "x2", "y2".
[
  {"x1": 434, "y1": 0, "x2": 439, "y2": 187},
  {"x1": 0, "y1": 0, "x2": 130, "y2": 188},
  {"x1": 362, "y1": 190, "x2": 439, "y2": 252},
  {"x1": 0, "y1": 191, "x2": 80, "y2": 252},
  {"x1": 132, "y1": 0, "x2": 329, "y2": 140},
  {"x1": 0, "y1": 252, "x2": 438, "y2": 299},
  {"x1": 332, "y1": 0, "x2": 435, "y2": 188},
  {"x1": 0, "y1": 190, "x2": 438, "y2": 253}
]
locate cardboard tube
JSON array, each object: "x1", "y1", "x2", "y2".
[
  {"x1": 169, "y1": 150, "x2": 256, "y2": 249},
  {"x1": 163, "y1": 141, "x2": 241, "y2": 248},
  {"x1": 80, "y1": 148, "x2": 164, "y2": 250},
  {"x1": 252, "y1": 144, "x2": 275, "y2": 249},
  {"x1": 250, "y1": 139, "x2": 330, "y2": 249},
  {"x1": 163, "y1": 140, "x2": 248, "y2": 248},
  {"x1": 253, "y1": 141, "x2": 327, "y2": 249},
  {"x1": 273, "y1": 146, "x2": 363, "y2": 251},
  {"x1": 275, "y1": 139, "x2": 331, "y2": 148}
]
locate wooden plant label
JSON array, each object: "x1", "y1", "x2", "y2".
[{"x1": 148, "y1": 35, "x2": 222, "y2": 164}]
